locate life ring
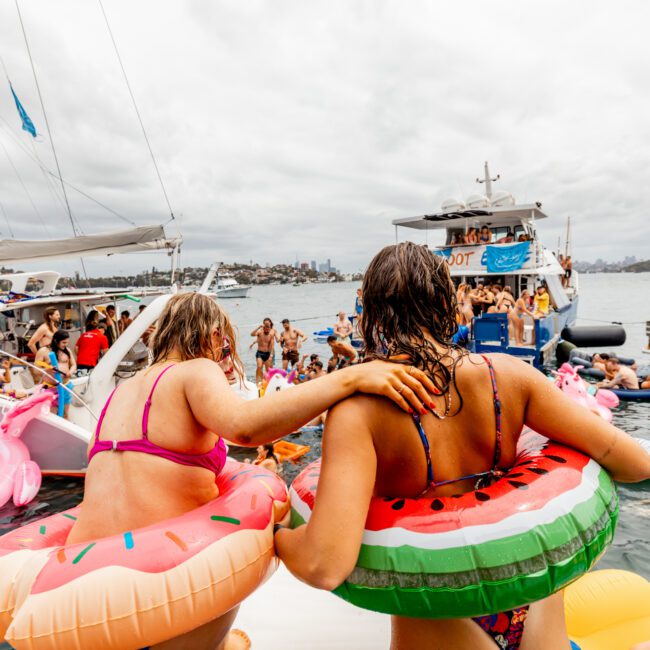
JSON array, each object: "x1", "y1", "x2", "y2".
[
  {"x1": 0, "y1": 459, "x2": 289, "y2": 650},
  {"x1": 565, "y1": 569, "x2": 650, "y2": 650},
  {"x1": 290, "y1": 429, "x2": 618, "y2": 618}
]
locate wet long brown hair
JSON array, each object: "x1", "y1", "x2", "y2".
[
  {"x1": 361, "y1": 242, "x2": 468, "y2": 405},
  {"x1": 150, "y1": 293, "x2": 244, "y2": 379}
]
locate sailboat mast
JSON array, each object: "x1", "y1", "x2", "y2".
[{"x1": 564, "y1": 216, "x2": 571, "y2": 258}]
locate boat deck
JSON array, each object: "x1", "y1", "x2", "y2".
[{"x1": 237, "y1": 565, "x2": 388, "y2": 648}]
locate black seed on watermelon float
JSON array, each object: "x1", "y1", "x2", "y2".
[
  {"x1": 547, "y1": 455, "x2": 568, "y2": 463},
  {"x1": 509, "y1": 481, "x2": 528, "y2": 489},
  {"x1": 430, "y1": 499, "x2": 444, "y2": 511},
  {"x1": 528, "y1": 468, "x2": 549, "y2": 475},
  {"x1": 391, "y1": 499, "x2": 406, "y2": 510},
  {"x1": 475, "y1": 492, "x2": 490, "y2": 501}
]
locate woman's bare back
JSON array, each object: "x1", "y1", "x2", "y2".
[
  {"x1": 67, "y1": 363, "x2": 220, "y2": 544},
  {"x1": 364, "y1": 353, "x2": 526, "y2": 499}
]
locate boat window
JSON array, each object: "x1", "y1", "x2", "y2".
[
  {"x1": 62, "y1": 303, "x2": 82, "y2": 331},
  {"x1": 25, "y1": 277, "x2": 45, "y2": 293}
]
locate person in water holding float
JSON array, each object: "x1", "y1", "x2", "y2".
[
  {"x1": 57, "y1": 292, "x2": 437, "y2": 650},
  {"x1": 275, "y1": 242, "x2": 650, "y2": 650}
]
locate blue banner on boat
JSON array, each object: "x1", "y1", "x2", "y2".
[
  {"x1": 432, "y1": 247, "x2": 453, "y2": 259},
  {"x1": 10, "y1": 83, "x2": 37, "y2": 138},
  {"x1": 482, "y1": 241, "x2": 530, "y2": 273}
]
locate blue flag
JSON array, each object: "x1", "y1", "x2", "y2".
[
  {"x1": 10, "y1": 84, "x2": 37, "y2": 137},
  {"x1": 482, "y1": 241, "x2": 531, "y2": 273}
]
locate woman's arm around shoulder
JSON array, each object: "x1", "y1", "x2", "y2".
[
  {"x1": 275, "y1": 396, "x2": 377, "y2": 590},
  {"x1": 512, "y1": 357, "x2": 650, "y2": 482}
]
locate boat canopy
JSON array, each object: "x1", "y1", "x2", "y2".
[
  {"x1": 0, "y1": 225, "x2": 181, "y2": 266},
  {"x1": 392, "y1": 204, "x2": 548, "y2": 231}
]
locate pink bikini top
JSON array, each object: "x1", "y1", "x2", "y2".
[{"x1": 88, "y1": 364, "x2": 227, "y2": 475}]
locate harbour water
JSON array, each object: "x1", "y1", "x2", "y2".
[{"x1": 0, "y1": 273, "x2": 648, "y2": 585}]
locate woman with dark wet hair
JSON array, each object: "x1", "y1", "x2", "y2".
[{"x1": 276, "y1": 242, "x2": 650, "y2": 650}]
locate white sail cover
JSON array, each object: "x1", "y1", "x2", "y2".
[{"x1": 0, "y1": 225, "x2": 181, "y2": 265}]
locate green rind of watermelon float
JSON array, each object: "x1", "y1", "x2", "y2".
[{"x1": 289, "y1": 429, "x2": 618, "y2": 618}]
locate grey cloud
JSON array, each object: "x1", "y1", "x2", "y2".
[{"x1": 0, "y1": 0, "x2": 649, "y2": 278}]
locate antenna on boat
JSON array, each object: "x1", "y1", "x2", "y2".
[{"x1": 476, "y1": 161, "x2": 500, "y2": 199}]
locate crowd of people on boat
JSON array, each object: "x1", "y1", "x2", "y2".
[
  {"x1": 450, "y1": 225, "x2": 534, "y2": 246},
  {"x1": 455, "y1": 281, "x2": 551, "y2": 346},
  {"x1": 0, "y1": 302, "x2": 144, "y2": 417}
]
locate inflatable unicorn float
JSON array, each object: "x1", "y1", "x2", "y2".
[
  {"x1": 259, "y1": 368, "x2": 297, "y2": 396},
  {"x1": 0, "y1": 389, "x2": 53, "y2": 508},
  {"x1": 553, "y1": 362, "x2": 619, "y2": 420}
]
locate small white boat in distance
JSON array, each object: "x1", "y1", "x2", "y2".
[{"x1": 199, "y1": 263, "x2": 251, "y2": 299}]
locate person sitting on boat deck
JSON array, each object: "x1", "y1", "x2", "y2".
[
  {"x1": 64, "y1": 292, "x2": 436, "y2": 650},
  {"x1": 327, "y1": 335, "x2": 357, "y2": 370},
  {"x1": 479, "y1": 225, "x2": 492, "y2": 243},
  {"x1": 76, "y1": 313, "x2": 109, "y2": 372},
  {"x1": 280, "y1": 318, "x2": 308, "y2": 370},
  {"x1": 510, "y1": 290, "x2": 536, "y2": 346},
  {"x1": 334, "y1": 311, "x2": 354, "y2": 344},
  {"x1": 532, "y1": 284, "x2": 551, "y2": 318},
  {"x1": 464, "y1": 227, "x2": 478, "y2": 245},
  {"x1": 451, "y1": 232, "x2": 465, "y2": 245},
  {"x1": 275, "y1": 241, "x2": 650, "y2": 650},
  {"x1": 27, "y1": 306, "x2": 61, "y2": 356},
  {"x1": 118, "y1": 310, "x2": 133, "y2": 335},
  {"x1": 35, "y1": 329, "x2": 77, "y2": 419},
  {"x1": 250, "y1": 318, "x2": 278, "y2": 385},
  {"x1": 100, "y1": 304, "x2": 119, "y2": 347},
  {"x1": 597, "y1": 357, "x2": 640, "y2": 391},
  {"x1": 1, "y1": 358, "x2": 12, "y2": 386},
  {"x1": 496, "y1": 229, "x2": 515, "y2": 244}
]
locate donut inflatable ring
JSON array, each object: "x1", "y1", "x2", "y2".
[
  {"x1": 0, "y1": 459, "x2": 289, "y2": 650},
  {"x1": 290, "y1": 429, "x2": 618, "y2": 618}
]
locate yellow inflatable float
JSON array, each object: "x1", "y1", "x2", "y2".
[{"x1": 565, "y1": 570, "x2": 650, "y2": 650}]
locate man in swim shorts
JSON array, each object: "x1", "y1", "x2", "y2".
[
  {"x1": 598, "y1": 357, "x2": 640, "y2": 390},
  {"x1": 327, "y1": 335, "x2": 357, "y2": 370},
  {"x1": 333, "y1": 311, "x2": 353, "y2": 344},
  {"x1": 250, "y1": 318, "x2": 278, "y2": 385},
  {"x1": 279, "y1": 318, "x2": 307, "y2": 370}
]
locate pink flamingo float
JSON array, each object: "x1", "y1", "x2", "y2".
[
  {"x1": 0, "y1": 389, "x2": 54, "y2": 508},
  {"x1": 553, "y1": 362, "x2": 619, "y2": 421}
]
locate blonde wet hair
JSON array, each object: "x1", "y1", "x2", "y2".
[{"x1": 150, "y1": 293, "x2": 244, "y2": 379}]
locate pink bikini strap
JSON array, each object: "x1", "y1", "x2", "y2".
[
  {"x1": 141, "y1": 364, "x2": 176, "y2": 438},
  {"x1": 94, "y1": 385, "x2": 120, "y2": 440}
]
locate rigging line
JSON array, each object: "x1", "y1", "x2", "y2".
[
  {"x1": 97, "y1": 0, "x2": 175, "y2": 222},
  {"x1": 0, "y1": 200, "x2": 14, "y2": 238},
  {"x1": 14, "y1": 0, "x2": 90, "y2": 288},
  {"x1": 0, "y1": 138, "x2": 51, "y2": 236},
  {"x1": 0, "y1": 120, "x2": 136, "y2": 226}
]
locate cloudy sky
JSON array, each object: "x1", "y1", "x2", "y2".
[{"x1": 0, "y1": 0, "x2": 648, "y2": 277}]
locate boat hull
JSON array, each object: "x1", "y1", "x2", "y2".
[{"x1": 0, "y1": 395, "x2": 90, "y2": 476}]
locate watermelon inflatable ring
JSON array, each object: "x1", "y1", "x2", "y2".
[{"x1": 290, "y1": 429, "x2": 618, "y2": 618}]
